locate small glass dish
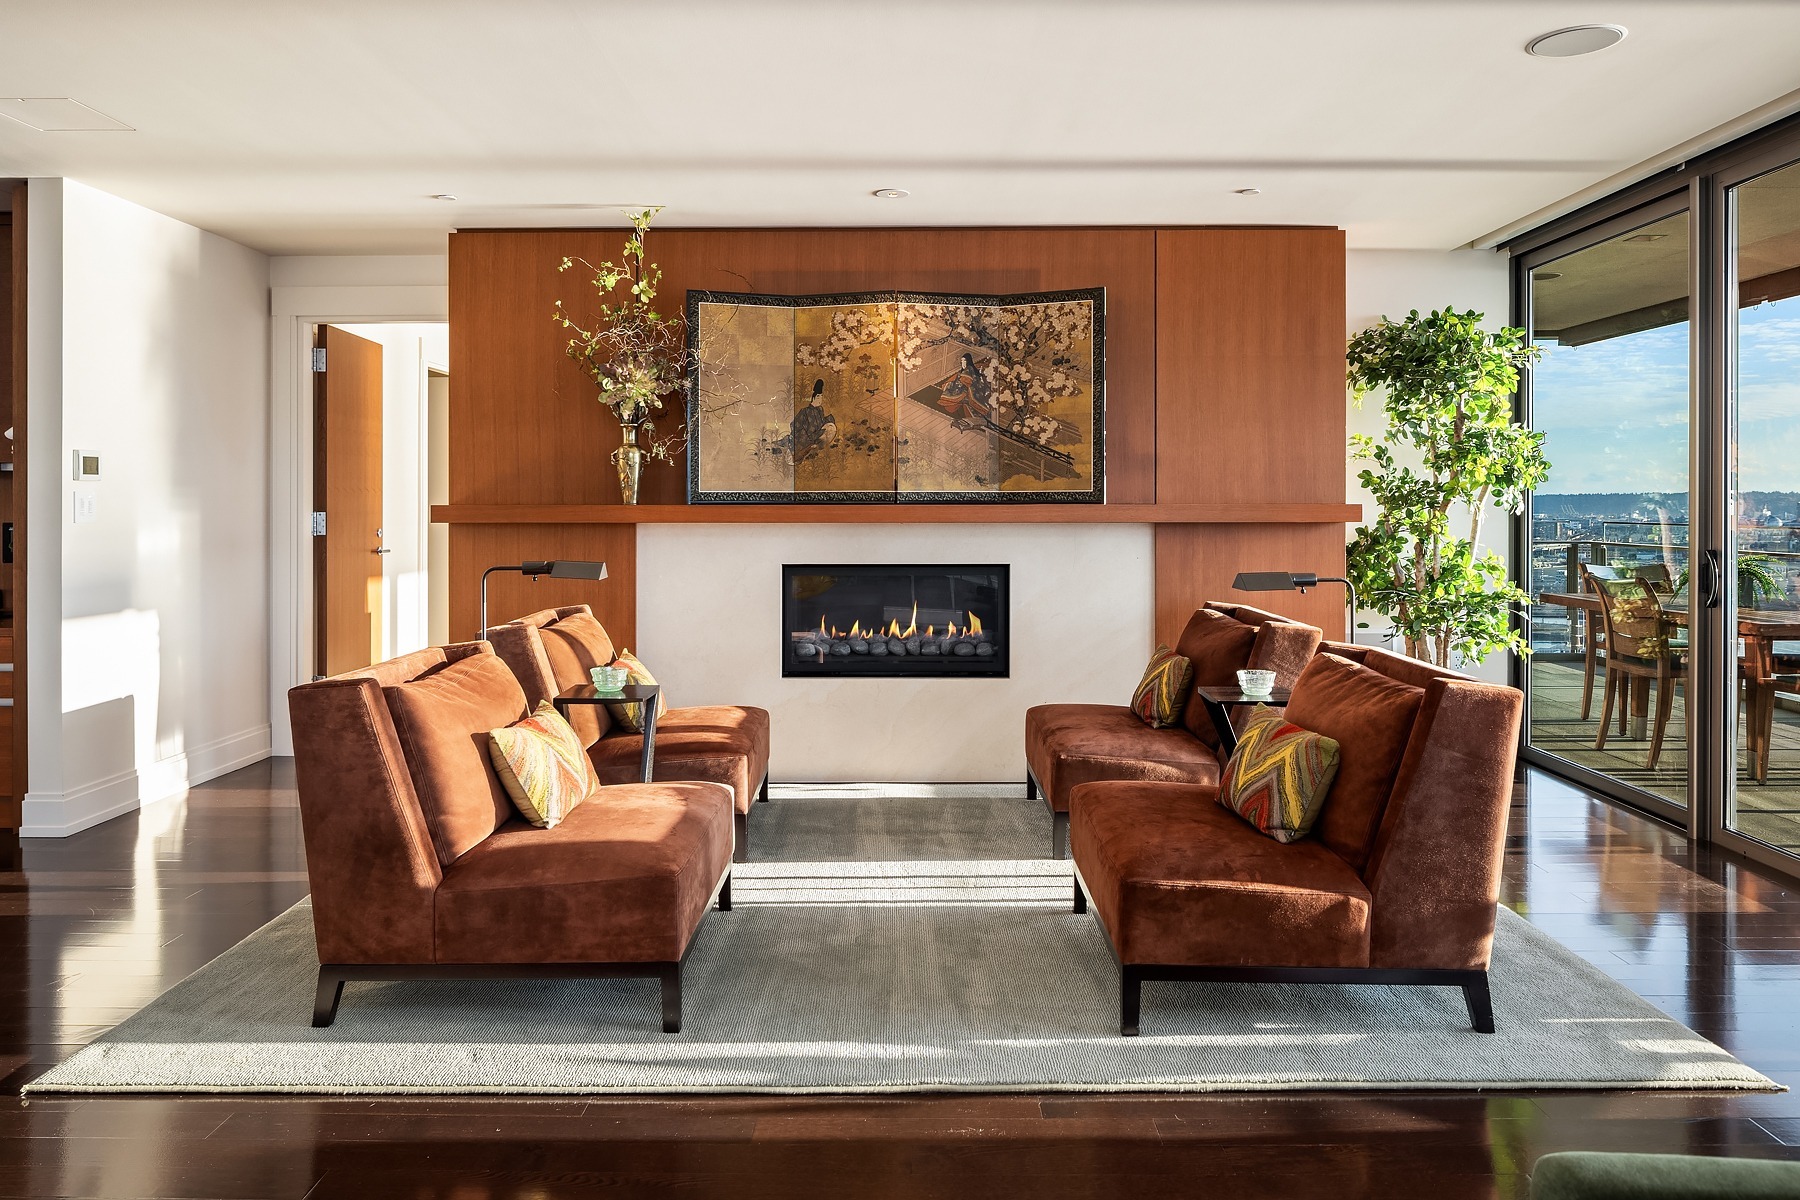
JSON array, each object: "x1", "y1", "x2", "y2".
[
  {"x1": 590, "y1": 665, "x2": 630, "y2": 694},
  {"x1": 1237, "y1": 669, "x2": 1277, "y2": 697}
]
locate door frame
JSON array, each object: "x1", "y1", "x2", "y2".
[
  {"x1": 1510, "y1": 191, "x2": 1695, "y2": 831},
  {"x1": 268, "y1": 282, "x2": 446, "y2": 757},
  {"x1": 1506, "y1": 112, "x2": 1800, "y2": 877}
]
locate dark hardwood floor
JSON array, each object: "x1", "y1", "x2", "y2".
[{"x1": 0, "y1": 762, "x2": 1796, "y2": 1198}]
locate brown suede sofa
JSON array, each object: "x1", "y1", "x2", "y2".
[
  {"x1": 1025, "y1": 603, "x2": 1322, "y2": 858},
  {"x1": 288, "y1": 641, "x2": 734, "y2": 1033},
  {"x1": 1069, "y1": 642, "x2": 1523, "y2": 1036},
  {"x1": 487, "y1": 605, "x2": 771, "y2": 863}
]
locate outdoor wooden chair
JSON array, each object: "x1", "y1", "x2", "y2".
[
  {"x1": 1592, "y1": 576, "x2": 1687, "y2": 769},
  {"x1": 1577, "y1": 563, "x2": 1623, "y2": 723}
]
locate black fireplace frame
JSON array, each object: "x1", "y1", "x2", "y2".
[{"x1": 781, "y1": 563, "x2": 1010, "y2": 679}]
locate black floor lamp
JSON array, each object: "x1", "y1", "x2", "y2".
[
  {"x1": 1231, "y1": 571, "x2": 1359, "y2": 637},
  {"x1": 479, "y1": 560, "x2": 608, "y2": 637}
]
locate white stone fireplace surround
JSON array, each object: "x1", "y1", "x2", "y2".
[{"x1": 638, "y1": 524, "x2": 1154, "y2": 783}]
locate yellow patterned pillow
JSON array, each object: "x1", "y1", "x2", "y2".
[
  {"x1": 604, "y1": 649, "x2": 665, "y2": 734},
  {"x1": 1218, "y1": 705, "x2": 1342, "y2": 842},
  {"x1": 487, "y1": 701, "x2": 600, "y2": 828},
  {"x1": 1130, "y1": 644, "x2": 1194, "y2": 728}
]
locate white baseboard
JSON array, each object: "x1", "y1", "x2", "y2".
[
  {"x1": 22, "y1": 725, "x2": 272, "y2": 839},
  {"x1": 22, "y1": 768, "x2": 141, "y2": 838},
  {"x1": 136, "y1": 726, "x2": 273, "y2": 806}
]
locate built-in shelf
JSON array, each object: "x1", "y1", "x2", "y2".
[{"x1": 430, "y1": 502, "x2": 1362, "y2": 526}]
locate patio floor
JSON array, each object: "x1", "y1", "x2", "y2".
[{"x1": 1529, "y1": 658, "x2": 1800, "y2": 853}]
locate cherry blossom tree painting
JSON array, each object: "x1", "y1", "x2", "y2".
[{"x1": 686, "y1": 288, "x2": 1104, "y2": 503}]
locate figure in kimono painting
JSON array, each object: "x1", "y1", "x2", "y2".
[{"x1": 936, "y1": 353, "x2": 991, "y2": 430}]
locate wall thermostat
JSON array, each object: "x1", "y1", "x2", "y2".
[{"x1": 72, "y1": 450, "x2": 101, "y2": 481}]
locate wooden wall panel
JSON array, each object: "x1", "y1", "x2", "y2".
[
  {"x1": 448, "y1": 525, "x2": 637, "y2": 648},
  {"x1": 1154, "y1": 228, "x2": 1347, "y2": 505},
  {"x1": 1156, "y1": 524, "x2": 1348, "y2": 644},
  {"x1": 447, "y1": 224, "x2": 1356, "y2": 667}
]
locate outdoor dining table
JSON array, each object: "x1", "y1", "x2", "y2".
[{"x1": 1537, "y1": 590, "x2": 1800, "y2": 769}]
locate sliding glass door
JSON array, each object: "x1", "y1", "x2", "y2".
[
  {"x1": 1513, "y1": 120, "x2": 1800, "y2": 875},
  {"x1": 1725, "y1": 155, "x2": 1800, "y2": 857},
  {"x1": 1523, "y1": 205, "x2": 1694, "y2": 821}
]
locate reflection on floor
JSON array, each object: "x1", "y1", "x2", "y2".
[
  {"x1": 0, "y1": 760, "x2": 1797, "y2": 1198},
  {"x1": 1530, "y1": 658, "x2": 1800, "y2": 852}
]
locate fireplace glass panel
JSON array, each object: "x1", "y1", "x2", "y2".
[{"x1": 783, "y1": 564, "x2": 1009, "y2": 677}]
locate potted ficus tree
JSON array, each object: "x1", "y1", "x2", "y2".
[
  {"x1": 1346, "y1": 308, "x2": 1549, "y2": 668},
  {"x1": 552, "y1": 207, "x2": 686, "y2": 505}
]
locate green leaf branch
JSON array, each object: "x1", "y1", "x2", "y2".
[
  {"x1": 552, "y1": 207, "x2": 687, "y2": 462},
  {"x1": 1346, "y1": 308, "x2": 1548, "y2": 668}
]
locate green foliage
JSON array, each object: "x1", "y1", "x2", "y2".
[
  {"x1": 1346, "y1": 309, "x2": 1548, "y2": 667},
  {"x1": 1675, "y1": 553, "x2": 1787, "y2": 606},
  {"x1": 552, "y1": 207, "x2": 686, "y2": 462}
]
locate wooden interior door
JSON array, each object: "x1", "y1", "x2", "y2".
[{"x1": 314, "y1": 325, "x2": 384, "y2": 677}]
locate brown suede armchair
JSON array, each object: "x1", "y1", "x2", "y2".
[
  {"x1": 1069, "y1": 642, "x2": 1523, "y2": 1036},
  {"x1": 288, "y1": 642, "x2": 735, "y2": 1033},
  {"x1": 1025, "y1": 603, "x2": 1322, "y2": 858},
  {"x1": 487, "y1": 606, "x2": 771, "y2": 863}
]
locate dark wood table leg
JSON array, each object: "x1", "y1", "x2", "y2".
[
  {"x1": 641, "y1": 708, "x2": 657, "y2": 784},
  {"x1": 1203, "y1": 699, "x2": 1238, "y2": 756}
]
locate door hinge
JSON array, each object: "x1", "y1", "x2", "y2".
[
  {"x1": 311, "y1": 511, "x2": 327, "y2": 536},
  {"x1": 311, "y1": 347, "x2": 327, "y2": 372}
]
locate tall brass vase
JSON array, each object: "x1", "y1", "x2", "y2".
[{"x1": 613, "y1": 424, "x2": 643, "y2": 506}]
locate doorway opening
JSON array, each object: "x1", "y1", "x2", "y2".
[{"x1": 311, "y1": 322, "x2": 448, "y2": 678}]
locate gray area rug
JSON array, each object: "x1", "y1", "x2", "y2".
[{"x1": 29, "y1": 790, "x2": 1780, "y2": 1094}]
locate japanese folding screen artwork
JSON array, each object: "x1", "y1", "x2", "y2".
[{"x1": 685, "y1": 288, "x2": 1105, "y2": 503}]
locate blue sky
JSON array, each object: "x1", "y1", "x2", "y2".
[{"x1": 1534, "y1": 298, "x2": 1800, "y2": 495}]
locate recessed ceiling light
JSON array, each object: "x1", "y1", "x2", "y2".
[
  {"x1": 1535, "y1": 271, "x2": 1564, "y2": 281},
  {"x1": 872, "y1": 188, "x2": 909, "y2": 199},
  {"x1": 0, "y1": 97, "x2": 132, "y2": 131},
  {"x1": 430, "y1": 193, "x2": 458, "y2": 201},
  {"x1": 1526, "y1": 25, "x2": 1627, "y2": 57},
  {"x1": 1622, "y1": 233, "x2": 1667, "y2": 244},
  {"x1": 1234, "y1": 187, "x2": 1262, "y2": 195}
]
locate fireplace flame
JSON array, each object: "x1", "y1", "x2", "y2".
[{"x1": 968, "y1": 612, "x2": 983, "y2": 635}]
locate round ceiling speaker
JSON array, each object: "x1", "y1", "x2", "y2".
[{"x1": 1526, "y1": 25, "x2": 1627, "y2": 57}]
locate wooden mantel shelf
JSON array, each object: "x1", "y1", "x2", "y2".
[{"x1": 431, "y1": 503, "x2": 1362, "y2": 525}]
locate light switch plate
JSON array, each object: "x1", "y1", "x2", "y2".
[{"x1": 73, "y1": 489, "x2": 98, "y2": 525}]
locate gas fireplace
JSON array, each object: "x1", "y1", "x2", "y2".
[{"x1": 783, "y1": 564, "x2": 1009, "y2": 678}]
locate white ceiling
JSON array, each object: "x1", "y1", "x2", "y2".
[{"x1": 2, "y1": 1, "x2": 1799, "y2": 256}]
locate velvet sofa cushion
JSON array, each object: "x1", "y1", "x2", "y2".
[
  {"x1": 382, "y1": 650, "x2": 529, "y2": 866},
  {"x1": 537, "y1": 611, "x2": 618, "y2": 743},
  {"x1": 1069, "y1": 779, "x2": 1371, "y2": 968},
  {"x1": 434, "y1": 780, "x2": 733, "y2": 964},
  {"x1": 1282, "y1": 652, "x2": 1425, "y2": 872},
  {"x1": 1025, "y1": 703, "x2": 1222, "y2": 814},
  {"x1": 589, "y1": 705, "x2": 771, "y2": 813},
  {"x1": 1527, "y1": 1151, "x2": 1800, "y2": 1200},
  {"x1": 1174, "y1": 609, "x2": 1260, "y2": 745}
]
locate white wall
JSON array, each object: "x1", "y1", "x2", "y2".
[
  {"x1": 1344, "y1": 248, "x2": 1513, "y2": 683},
  {"x1": 25, "y1": 179, "x2": 272, "y2": 836},
  {"x1": 334, "y1": 322, "x2": 447, "y2": 660},
  {"x1": 638, "y1": 524, "x2": 1154, "y2": 782}
]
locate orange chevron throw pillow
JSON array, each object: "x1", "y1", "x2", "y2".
[
  {"x1": 1130, "y1": 645, "x2": 1194, "y2": 728},
  {"x1": 1218, "y1": 705, "x2": 1342, "y2": 842}
]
